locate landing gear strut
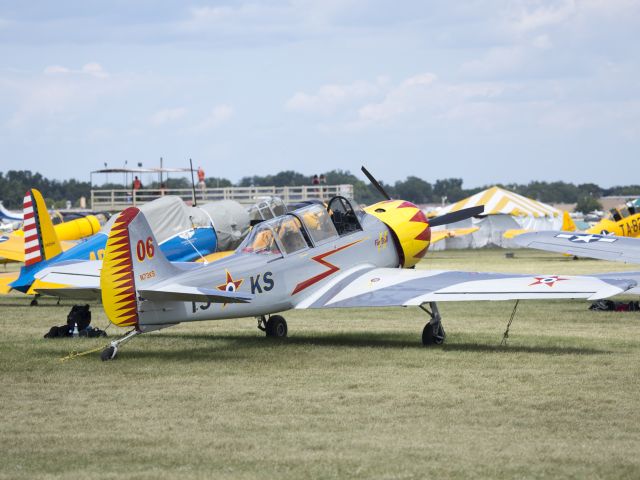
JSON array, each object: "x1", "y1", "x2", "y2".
[
  {"x1": 101, "y1": 329, "x2": 141, "y2": 361},
  {"x1": 420, "y1": 302, "x2": 445, "y2": 346},
  {"x1": 257, "y1": 315, "x2": 288, "y2": 338}
]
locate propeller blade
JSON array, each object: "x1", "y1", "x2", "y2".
[
  {"x1": 429, "y1": 206, "x2": 484, "y2": 227},
  {"x1": 361, "y1": 166, "x2": 391, "y2": 201}
]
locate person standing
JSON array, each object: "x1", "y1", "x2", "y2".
[
  {"x1": 197, "y1": 166, "x2": 206, "y2": 191},
  {"x1": 131, "y1": 175, "x2": 142, "y2": 205},
  {"x1": 318, "y1": 173, "x2": 327, "y2": 199}
]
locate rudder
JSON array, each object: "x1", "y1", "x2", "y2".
[
  {"x1": 562, "y1": 211, "x2": 577, "y2": 232},
  {"x1": 100, "y1": 207, "x2": 179, "y2": 329},
  {"x1": 23, "y1": 189, "x2": 62, "y2": 266}
]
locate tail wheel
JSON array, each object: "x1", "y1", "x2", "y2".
[
  {"x1": 422, "y1": 322, "x2": 445, "y2": 346},
  {"x1": 265, "y1": 315, "x2": 288, "y2": 338},
  {"x1": 101, "y1": 346, "x2": 116, "y2": 361}
]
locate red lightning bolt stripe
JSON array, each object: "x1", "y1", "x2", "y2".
[{"x1": 291, "y1": 240, "x2": 362, "y2": 295}]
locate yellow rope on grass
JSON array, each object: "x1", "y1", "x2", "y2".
[{"x1": 59, "y1": 343, "x2": 110, "y2": 363}]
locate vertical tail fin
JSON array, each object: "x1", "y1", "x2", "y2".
[
  {"x1": 562, "y1": 210, "x2": 577, "y2": 232},
  {"x1": 23, "y1": 189, "x2": 62, "y2": 266},
  {"x1": 100, "y1": 207, "x2": 180, "y2": 329}
]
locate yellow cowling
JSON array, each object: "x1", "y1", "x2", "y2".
[
  {"x1": 53, "y1": 215, "x2": 101, "y2": 241},
  {"x1": 364, "y1": 200, "x2": 431, "y2": 268}
]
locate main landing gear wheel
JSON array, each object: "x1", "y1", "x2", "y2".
[
  {"x1": 422, "y1": 322, "x2": 446, "y2": 346},
  {"x1": 419, "y1": 302, "x2": 446, "y2": 346},
  {"x1": 265, "y1": 315, "x2": 288, "y2": 338}
]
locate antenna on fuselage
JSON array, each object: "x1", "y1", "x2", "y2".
[{"x1": 189, "y1": 158, "x2": 198, "y2": 207}]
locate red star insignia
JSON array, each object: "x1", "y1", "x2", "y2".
[
  {"x1": 529, "y1": 276, "x2": 568, "y2": 287},
  {"x1": 217, "y1": 270, "x2": 244, "y2": 292}
]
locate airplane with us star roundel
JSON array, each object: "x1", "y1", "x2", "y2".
[{"x1": 63, "y1": 167, "x2": 636, "y2": 360}]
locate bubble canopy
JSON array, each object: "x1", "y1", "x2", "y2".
[{"x1": 238, "y1": 205, "x2": 339, "y2": 256}]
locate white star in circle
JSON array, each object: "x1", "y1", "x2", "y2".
[{"x1": 571, "y1": 234, "x2": 599, "y2": 243}]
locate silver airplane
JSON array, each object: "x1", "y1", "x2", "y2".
[
  {"x1": 515, "y1": 230, "x2": 640, "y2": 294},
  {"x1": 94, "y1": 192, "x2": 635, "y2": 360}
]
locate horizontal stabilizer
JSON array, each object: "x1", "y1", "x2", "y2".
[
  {"x1": 138, "y1": 285, "x2": 252, "y2": 304},
  {"x1": 34, "y1": 287, "x2": 101, "y2": 300},
  {"x1": 0, "y1": 271, "x2": 19, "y2": 294}
]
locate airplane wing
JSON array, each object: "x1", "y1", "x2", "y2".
[
  {"x1": 430, "y1": 227, "x2": 479, "y2": 244},
  {"x1": 0, "y1": 271, "x2": 19, "y2": 294},
  {"x1": 515, "y1": 231, "x2": 640, "y2": 264},
  {"x1": 294, "y1": 267, "x2": 636, "y2": 309},
  {"x1": 503, "y1": 229, "x2": 528, "y2": 239},
  {"x1": 34, "y1": 287, "x2": 103, "y2": 300}
]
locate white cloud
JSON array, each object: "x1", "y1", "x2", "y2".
[
  {"x1": 5, "y1": 64, "x2": 128, "y2": 129},
  {"x1": 460, "y1": 47, "x2": 526, "y2": 77},
  {"x1": 195, "y1": 105, "x2": 234, "y2": 131},
  {"x1": 285, "y1": 79, "x2": 385, "y2": 115},
  {"x1": 532, "y1": 34, "x2": 552, "y2": 49},
  {"x1": 356, "y1": 73, "x2": 508, "y2": 127},
  {"x1": 43, "y1": 65, "x2": 71, "y2": 75},
  {"x1": 510, "y1": 0, "x2": 576, "y2": 34},
  {"x1": 357, "y1": 73, "x2": 437, "y2": 123},
  {"x1": 178, "y1": 4, "x2": 291, "y2": 36},
  {"x1": 358, "y1": 73, "x2": 433, "y2": 123},
  {"x1": 149, "y1": 107, "x2": 188, "y2": 126},
  {"x1": 285, "y1": 72, "x2": 513, "y2": 130},
  {"x1": 43, "y1": 62, "x2": 108, "y2": 78},
  {"x1": 81, "y1": 62, "x2": 108, "y2": 78}
]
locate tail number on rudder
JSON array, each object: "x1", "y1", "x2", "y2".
[
  {"x1": 136, "y1": 236, "x2": 155, "y2": 262},
  {"x1": 136, "y1": 236, "x2": 156, "y2": 281}
]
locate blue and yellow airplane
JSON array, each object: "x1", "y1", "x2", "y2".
[{"x1": 1, "y1": 189, "x2": 242, "y2": 299}]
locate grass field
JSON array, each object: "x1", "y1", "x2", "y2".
[{"x1": 1, "y1": 249, "x2": 639, "y2": 479}]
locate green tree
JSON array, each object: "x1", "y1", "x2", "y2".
[
  {"x1": 394, "y1": 176, "x2": 432, "y2": 204},
  {"x1": 204, "y1": 177, "x2": 233, "y2": 188},
  {"x1": 575, "y1": 196, "x2": 602, "y2": 214},
  {"x1": 322, "y1": 169, "x2": 382, "y2": 204},
  {"x1": 433, "y1": 178, "x2": 464, "y2": 203}
]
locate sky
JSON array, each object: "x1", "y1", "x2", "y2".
[{"x1": 0, "y1": 0, "x2": 638, "y2": 188}]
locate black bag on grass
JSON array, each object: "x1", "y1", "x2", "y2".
[
  {"x1": 43, "y1": 304, "x2": 105, "y2": 338},
  {"x1": 67, "y1": 304, "x2": 91, "y2": 330},
  {"x1": 44, "y1": 325, "x2": 70, "y2": 338}
]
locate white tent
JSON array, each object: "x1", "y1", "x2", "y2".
[{"x1": 432, "y1": 186, "x2": 563, "y2": 249}]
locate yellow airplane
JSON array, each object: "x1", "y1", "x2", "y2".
[
  {"x1": 585, "y1": 202, "x2": 640, "y2": 237},
  {"x1": 0, "y1": 214, "x2": 101, "y2": 264},
  {"x1": 505, "y1": 201, "x2": 640, "y2": 240}
]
